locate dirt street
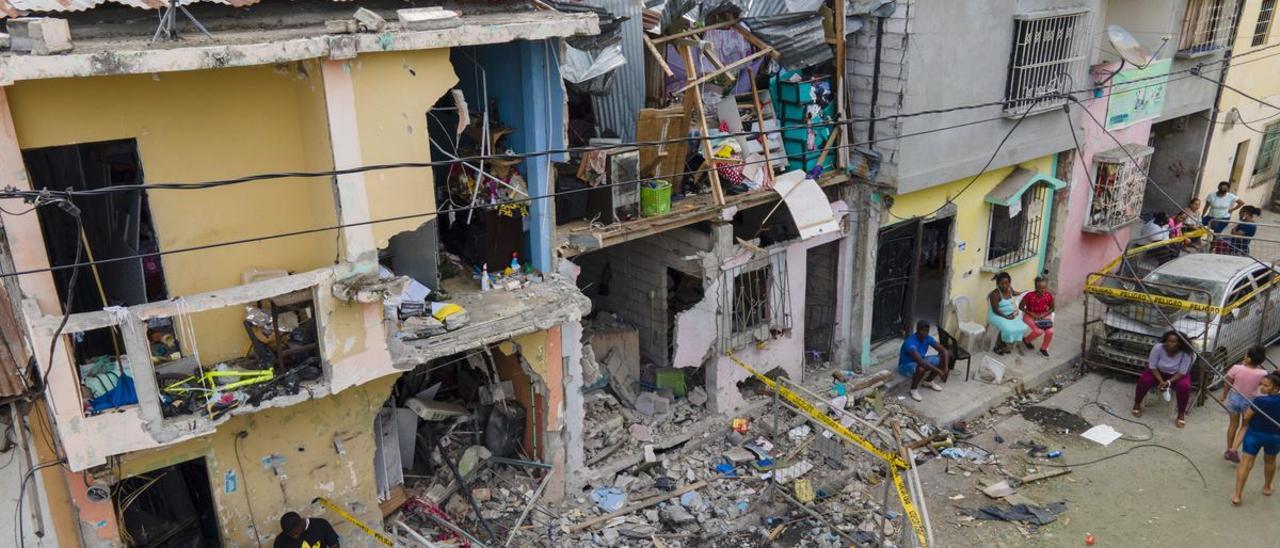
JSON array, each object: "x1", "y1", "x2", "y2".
[{"x1": 916, "y1": 373, "x2": 1280, "y2": 547}]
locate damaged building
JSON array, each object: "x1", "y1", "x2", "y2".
[{"x1": 0, "y1": 0, "x2": 948, "y2": 546}]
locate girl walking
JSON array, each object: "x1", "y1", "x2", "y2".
[
  {"x1": 1223, "y1": 347, "x2": 1269, "y2": 463},
  {"x1": 1231, "y1": 372, "x2": 1280, "y2": 506}
]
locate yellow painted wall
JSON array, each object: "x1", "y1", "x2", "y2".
[
  {"x1": 1199, "y1": 0, "x2": 1280, "y2": 208},
  {"x1": 7, "y1": 62, "x2": 339, "y2": 363},
  {"x1": 348, "y1": 50, "x2": 458, "y2": 247},
  {"x1": 102, "y1": 377, "x2": 398, "y2": 547},
  {"x1": 885, "y1": 156, "x2": 1055, "y2": 327}
]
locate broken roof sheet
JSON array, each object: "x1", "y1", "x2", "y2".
[{"x1": 771, "y1": 170, "x2": 839, "y2": 240}]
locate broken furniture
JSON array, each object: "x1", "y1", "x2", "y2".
[
  {"x1": 251, "y1": 289, "x2": 319, "y2": 372},
  {"x1": 775, "y1": 73, "x2": 835, "y2": 173},
  {"x1": 936, "y1": 326, "x2": 973, "y2": 382}
]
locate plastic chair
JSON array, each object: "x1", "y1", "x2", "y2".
[{"x1": 951, "y1": 295, "x2": 988, "y2": 351}]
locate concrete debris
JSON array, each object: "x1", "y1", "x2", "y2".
[
  {"x1": 629, "y1": 423, "x2": 653, "y2": 443},
  {"x1": 6, "y1": 17, "x2": 72, "y2": 55},
  {"x1": 687, "y1": 386, "x2": 708, "y2": 406},
  {"x1": 353, "y1": 7, "x2": 388, "y2": 32},
  {"x1": 324, "y1": 19, "x2": 359, "y2": 34},
  {"x1": 635, "y1": 392, "x2": 671, "y2": 418},
  {"x1": 397, "y1": 7, "x2": 462, "y2": 31}
]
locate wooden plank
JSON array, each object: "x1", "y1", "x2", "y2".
[
  {"x1": 28, "y1": 267, "x2": 336, "y2": 335},
  {"x1": 673, "y1": 48, "x2": 773, "y2": 94},
  {"x1": 833, "y1": 0, "x2": 849, "y2": 169},
  {"x1": 679, "y1": 44, "x2": 724, "y2": 206},
  {"x1": 1017, "y1": 468, "x2": 1071, "y2": 485},
  {"x1": 650, "y1": 19, "x2": 738, "y2": 45},
  {"x1": 733, "y1": 24, "x2": 781, "y2": 58},
  {"x1": 747, "y1": 73, "x2": 775, "y2": 187},
  {"x1": 637, "y1": 106, "x2": 689, "y2": 182},
  {"x1": 701, "y1": 47, "x2": 726, "y2": 71},
  {"x1": 641, "y1": 34, "x2": 674, "y2": 77},
  {"x1": 380, "y1": 485, "x2": 409, "y2": 517}
]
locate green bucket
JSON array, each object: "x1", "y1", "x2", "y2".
[{"x1": 640, "y1": 179, "x2": 672, "y2": 217}]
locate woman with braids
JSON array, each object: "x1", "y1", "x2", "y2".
[{"x1": 1131, "y1": 330, "x2": 1194, "y2": 428}]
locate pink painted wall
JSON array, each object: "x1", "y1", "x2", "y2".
[
  {"x1": 1056, "y1": 63, "x2": 1152, "y2": 302},
  {"x1": 703, "y1": 216, "x2": 848, "y2": 414}
]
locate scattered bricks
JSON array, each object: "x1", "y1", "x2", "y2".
[
  {"x1": 6, "y1": 18, "x2": 73, "y2": 55},
  {"x1": 325, "y1": 19, "x2": 359, "y2": 34},
  {"x1": 635, "y1": 392, "x2": 671, "y2": 418},
  {"x1": 353, "y1": 7, "x2": 387, "y2": 32},
  {"x1": 397, "y1": 7, "x2": 461, "y2": 31}
]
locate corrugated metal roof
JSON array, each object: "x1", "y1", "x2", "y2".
[
  {"x1": 584, "y1": 0, "x2": 643, "y2": 141},
  {"x1": 0, "y1": 283, "x2": 32, "y2": 399}
]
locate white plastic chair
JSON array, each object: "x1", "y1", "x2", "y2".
[{"x1": 951, "y1": 295, "x2": 988, "y2": 351}]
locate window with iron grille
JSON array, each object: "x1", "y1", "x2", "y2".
[
  {"x1": 718, "y1": 251, "x2": 791, "y2": 351},
  {"x1": 986, "y1": 184, "x2": 1049, "y2": 269},
  {"x1": 1178, "y1": 0, "x2": 1240, "y2": 56},
  {"x1": 1254, "y1": 0, "x2": 1277, "y2": 46},
  {"x1": 1004, "y1": 11, "x2": 1091, "y2": 114},
  {"x1": 1251, "y1": 122, "x2": 1280, "y2": 186},
  {"x1": 1084, "y1": 145, "x2": 1153, "y2": 233}
]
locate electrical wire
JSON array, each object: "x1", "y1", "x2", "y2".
[
  {"x1": 1075, "y1": 377, "x2": 1154, "y2": 442},
  {"x1": 233, "y1": 433, "x2": 263, "y2": 548},
  {"x1": 1035, "y1": 444, "x2": 1208, "y2": 490},
  {"x1": 15, "y1": 459, "x2": 64, "y2": 548},
  {"x1": 1062, "y1": 96, "x2": 1280, "y2": 433}
]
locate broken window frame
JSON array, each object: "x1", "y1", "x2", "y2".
[
  {"x1": 985, "y1": 183, "x2": 1049, "y2": 270},
  {"x1": 1178, "y1": 0, "x2": 1240, "y2": 57},
  {"x1": 1004, "y1": 10, "x2": 1091, "y2": 114},
  {"x1": 1083, "y1": 146, "x2": 1153, "y2": 234},
  {"x1": 718, "y1": 249, "x2": 791, "y2": 351}
]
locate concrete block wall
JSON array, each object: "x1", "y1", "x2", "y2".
[
  {"x1": 573, "y1": 226, "x2": 711, "y2": 368},
  {"x1": 846, "y1": 0, "x2": 911, "y2": 184}
]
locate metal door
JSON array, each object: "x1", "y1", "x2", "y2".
[{"x1": 871, "y1": 219, "x2": 921, "y2": 342}]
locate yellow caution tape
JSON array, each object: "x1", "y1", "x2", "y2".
[
  {"x1": 313, "y1": 497, "x2": 394, "y2": 547},
  {"x1": 725, "y1": 353, "x2": 927, "y2": 547},
  {"x1": 1082, "y1": 283, "x2": 1222, "y2": 313},
  {"x1": 891, "y1": 467, "x2": 928, "y2": 547},
  {"x1": 726, "y1": 353, "x2": 906, "y2": 468}
]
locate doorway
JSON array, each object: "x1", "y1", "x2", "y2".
[
  {"x1": 804, "y1": 241, "x2": 840, "y2": 363},
  {"x1": 871, "y1": 216, "x2": 953, "y2": 342},
  {"x1": 114, "y1": 458, "x2": 220, "y2": 547}
]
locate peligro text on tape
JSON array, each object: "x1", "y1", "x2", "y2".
[
  {"x1": 892, "y1": 467, "x2": 928, "y2": 547},
  {"x1": 1083, "y1": 284, "x2": 1221, "y2": 313},
  {"x1": 313, "y1": 497, "x2": 394, "y2": 547}
]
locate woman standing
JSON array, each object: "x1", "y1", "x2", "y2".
[
  {"x1": 1201, "y1": 181, "x2": 1245, "y2": 233},
  {"x1": 1019, "y1": 276, "x2": 1055, "y2": 357},
  {"x1": 1132, "y1": 330, "x2": 1195, "y2": 428},
  {"x1": 987, "y1": 272, "x2": 1029, "y2": 355},
  {"x1": 1230, "y1": 372, "x2": 1280, "y2": 506},
  {"x1": 1223, "y1": 347, "x2": 1269, "y2": 463}
]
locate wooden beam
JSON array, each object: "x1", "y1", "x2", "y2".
[
  {"x1": 673, "y1": 48, "x2": 773, "y2": 94},
  {"x1": 833, "y1": 0, "x2": 849, "y2": 169},
  {"x1": 679, "y1": 44, "x2": 725, "y2": 206},
  {"x1": 701, "y1": 47, "x2": 726, "y2": 71},
  {"x1": 747, "y1": 72, "x2": 775, "y2": 187},
  {"x1": 641, "y1": 34, "x2": 674, "y2": 78},
  {"x1": 650, "y1": 19, "x2": 738, "y2": 45},
  {"x1": 733, "y1": 24, "x2": 781, "y2": 59}
]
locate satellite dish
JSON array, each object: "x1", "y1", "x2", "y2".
[{"x1": 1107, "y1": 25, "x2": 1153, "y2": 68}]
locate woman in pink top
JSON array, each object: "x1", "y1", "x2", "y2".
[{"x1": 1224, "y1": 347, "x2": 1271, "y2": 462}]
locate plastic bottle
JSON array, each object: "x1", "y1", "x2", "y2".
[
  {"x1": 1046, "y1": 450, "x2": 1062, "y2": 459},
  {"x1": 1162, "y1": 387, "x2": 1172, "y2": 402},
  {"x1": 480, "y1": 264, "x2": 491, "y2": 291}
]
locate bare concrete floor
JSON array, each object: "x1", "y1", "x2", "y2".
[{"x1": 916, "y1": 372, "x2": 1280, "y2": 547}]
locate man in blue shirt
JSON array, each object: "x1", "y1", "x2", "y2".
[
  {"x1": 898, "y1": 320, "x2": 951, "y2": 402},
  {"x1": 1226, "y1": 205, "x2": 1261, "y2": 256}
]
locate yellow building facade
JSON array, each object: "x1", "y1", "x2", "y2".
[{"x1": 1198, "y1": 0, "x2": 1280, "y2": 209}]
